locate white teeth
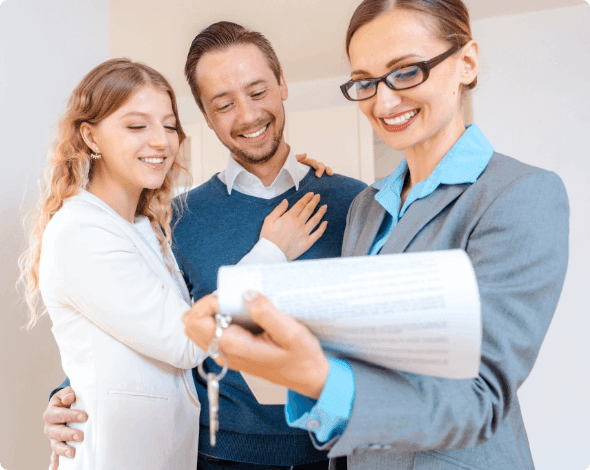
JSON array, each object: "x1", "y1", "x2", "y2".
[
  {"x1": 140, "y1": 157, "x2": 165, "y2": 164},
  {"x1": 242, "y1": 125, "x2": 268, "y2": 138},
  {"x1": 384, "y1": 110, "x2": 418, "y2": 126}
]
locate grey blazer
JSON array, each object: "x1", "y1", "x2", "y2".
[{"x1": 329, "y1": 153, "x2": 569, "y2": 470}]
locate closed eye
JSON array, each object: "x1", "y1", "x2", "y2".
[
  {"x1": 355, "y1": 79, "x2": 374, "y2": 91},
  {"x1": 252, "y1": 90, "x2": 267, "y2": 99},
  {"x1": 217, "y1": 103, "x2": 232, "y2": 112}
]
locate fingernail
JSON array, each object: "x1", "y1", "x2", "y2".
[
  {"x1": 66, "y1": 451, "x2": 72, "y2": 458},
  {"x1": 73, "y1": 434, "x2": 80, "y2": 441},
  {"x1": 243, "y1": 290, "x2": 259, "y2": 302},
  {"x1": 78, "y1": 414, "x2": 85, "y2": 421}
]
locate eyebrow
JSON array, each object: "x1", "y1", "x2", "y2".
[
  {"x1": 119, "y1": 111, "x2": 175, "y2": 120},
  {"x1": 209, "y1": 78, "x2": 269, "y2": 103},
  {"x1": 351, "y1": 54, "x2": 421, "y2": 78}
]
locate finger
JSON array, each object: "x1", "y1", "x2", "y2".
[
  {"x1": 314, "y1": 162, "x2": 326, "y2": 177},
  {"x1": 326, "y1": 166, "x2": 334, "y2": 176},
  {"x1": 50, "y1": 451, "x2": 59, "y2": 470},
  {"x1": 288, "y1": 192, "x2": 314, "y2": 217},
  {"x1": 46, "y1": 422, "x2": 84, "y2": 443},
  {"x1": 51, "y1": 438, "x2": 76, "y2": 458},
  {"x1": 305, "y1": 221, "x2": 328, "y2": 248},
  {"x1": 183, "y1": 295, "x2": 219, "y2": 322},
  {"x1": 264, "y1": 199, "x2": 288, "y2": 223},
  {"x1": 53, "y1": 386, "x2": 76, "y2": 406},
  {"x1": 295, "y1": 153, "x2": 308, "y2": 162},
  {"x1": 304, "y1": 205, "x2": 328, "y2": 232},
  {"x1": 218, "y1": 324, "x2": 287, "y2": 372},
  {"x1": 44, "y1": 406, "x2": 87, "y2": 426},
  {"x1": 182, "y1": 295, "x2": 219, "y2": 349},
  {"x1": 298, "y1": 194, "x2": 322, "y2": 222},
  {"x1": 243, "y1": 292, "x2": 306, "y2": 350}
]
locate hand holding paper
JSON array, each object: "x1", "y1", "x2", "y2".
[{"x1": 217, "y1": 250, "x2": 482, "y2": 380}]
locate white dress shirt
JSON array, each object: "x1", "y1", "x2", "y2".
[{"x1": 218, "y1": 150, "x2": 311, "y2": 265}]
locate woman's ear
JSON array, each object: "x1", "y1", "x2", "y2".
[
  {"x1": 80, "y1": 122, "x2": 99, "y2": 154},
  {"x1": 459, "y1": 40, "x2": 479, "y2": 87}
]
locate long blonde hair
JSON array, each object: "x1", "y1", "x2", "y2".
[{"x1": 19, "y1": 58, "x2": 190, "y2": 329}]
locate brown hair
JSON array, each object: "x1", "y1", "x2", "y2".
[
  {"x1": 19, "y1": 58, "x2": 189, "y2": 329},
  {"x1": 346, "y1": 0, "x2": 477, "y2": 90},
  {"x1": 184, "y1": 21, "x2": 283, "y2": 112}
]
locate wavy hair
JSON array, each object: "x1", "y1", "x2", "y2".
[{"x1": 18, "y1": 58, "x2": 190, "y2": 329}]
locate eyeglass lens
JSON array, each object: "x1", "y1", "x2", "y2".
[{"x1": 346, "y1": 65, "x2": 424, "y2": 100}]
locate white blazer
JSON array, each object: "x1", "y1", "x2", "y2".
[{"x1": 39, "y1": 190, "x2": 206, "y2": 470}]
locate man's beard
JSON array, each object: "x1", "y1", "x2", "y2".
[{"x1": 224, "y1": 114, "x2": 285, "y2": 166}]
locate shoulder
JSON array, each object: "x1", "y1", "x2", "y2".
[
  {"x1": 475, "y1": 152, "x2": 567, "y2": 204},
  {"x1": 43, "y1": 195, "x2": 131, "y2": 260},
  {"x1": 185, "y1": 175, "x2": 225, "y2": 202},
  {"x1": 172, "y1": 175, "x2": 226, "y2": 227},
  {"x1": 307, "y1": 173, "x2": 368, "y2": 195}
]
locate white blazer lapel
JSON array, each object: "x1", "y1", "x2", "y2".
[{"x1": 76, "y1": 190, "x2": 191, "y2": 305}]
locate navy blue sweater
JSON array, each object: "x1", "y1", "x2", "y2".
[{"x1": 172, "y1": 171, "x2": 366, "y2": 465}]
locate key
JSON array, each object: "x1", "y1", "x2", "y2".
[{"x1": 207, "y1": 372, "x2": 220, "y2": 446}]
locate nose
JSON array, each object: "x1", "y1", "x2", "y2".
[
  {"x1": 373, "y1": 81, "x2": 402, "y2": 117},
  {"x1": 236, "y1": 96, "x2": 262, "y2": 128},
  {"x1": 148, "y1": 124, "x2": 168, "y2": 150}
]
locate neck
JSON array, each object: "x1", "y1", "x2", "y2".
[
  {"x1": 87, "y1": 170, "x2": 142, "y2": 223},
  {"x1": 403, "y1": 113, "x2": 466, "y2": 191},
  {"x1": 232, "y1": 139, "x2": 290, "y2": 187}
]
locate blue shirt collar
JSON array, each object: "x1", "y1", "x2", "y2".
[{"x1": 372, "y1": 124, "x2": 494, "y2": 219}]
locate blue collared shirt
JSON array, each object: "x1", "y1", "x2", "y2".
[{"x1": 286, "y1": 124, "x2": 494, "y2": 443}]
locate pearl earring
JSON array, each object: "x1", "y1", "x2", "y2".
[{"x1": 90, "y1": 147, "x2": 101, "y2": 159}]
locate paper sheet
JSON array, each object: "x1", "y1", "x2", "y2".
[{"x1": 218, "y1": 250, "x2": 481, "y2": 402}]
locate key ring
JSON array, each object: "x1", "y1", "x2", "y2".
[
  {"x1": 197, "y1": 313, "x2": 230, "y2": 381},
  {"x1": 197, "y1": 350, "x2": 228, "y2": 381}
]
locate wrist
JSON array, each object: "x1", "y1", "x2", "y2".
[{"x1": 297, "y1": 356, "x2": 330, "y2": 400}]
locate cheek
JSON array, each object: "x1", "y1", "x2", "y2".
[{"x1": 358, "y1": 101, "x2": 374, "y2": 121}]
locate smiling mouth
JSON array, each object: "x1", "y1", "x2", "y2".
[
  {"x1": 139, "y1": 157, "x2": 166, "y2": 164},
  {"x1": 239, "y1": 124, "x2": 268, "y2": 139},
  {"x1": 381, "y1": 109, "x2": 420, "y2": 126}
]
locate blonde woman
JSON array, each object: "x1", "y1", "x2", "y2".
[{"x1": 20, "y1": 58, "x2": 328, "y2": 470}]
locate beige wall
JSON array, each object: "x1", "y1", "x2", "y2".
[
  {"x1": 471, "y1": 5, "x2": 590, "y2": 470},
  {"x1": 0, "y1": 1, "x2": 109, "y2": 469}
]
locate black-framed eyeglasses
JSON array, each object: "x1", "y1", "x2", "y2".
[{"x1": 340, "y1": 44, "x2": 461, "y2": 101}]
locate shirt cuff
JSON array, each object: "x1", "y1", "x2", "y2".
[
  {"x1": 285, "y1": 357, "x2": 355, "y2": 443},
  {"x1": 237, "y1": 238, "x2": 287, "y2": 265}
]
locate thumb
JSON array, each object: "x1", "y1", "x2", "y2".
[{"x1": 243, "y1": 291, "x2": 303, "y2": 349}]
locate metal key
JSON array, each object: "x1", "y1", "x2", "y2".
[
  {"x1": 206, "y1": 372, "x2": 220, "y2": 446},
  {"x1": 198, "y1": 313, "x2": 230, "y2": 446}
]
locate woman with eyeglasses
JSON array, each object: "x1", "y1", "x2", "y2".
[{"x1": 183, "y1": 1, "x2": 569, "y2": 469}]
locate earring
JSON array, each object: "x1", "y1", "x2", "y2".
[{"x1": 90, "y1": 147, "x2": 101, "y2": 159}]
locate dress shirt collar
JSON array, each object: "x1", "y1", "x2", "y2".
[
  {"x1": 221, "y1": 148, "x2": 308, "y2": 196},
  {"x1": 372, "y1": 124, "x2": 494, "y2": 219}
]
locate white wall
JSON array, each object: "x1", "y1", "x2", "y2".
[
  {"x1": 472, "y1": 5, "x2": 590, "y2": 470},
  {"x1": 0, "y1": 0, "x2": 109, "y2": 468}
]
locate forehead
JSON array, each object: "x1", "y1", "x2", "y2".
[
  {"x1": 110, "y1": 85, "x2": 174, "y2": 118},
  {"x1": 349, "y1": 9, "x2": 444, "y2": 74},
  {"x1": 196, "y1": 44, "x2": 276, "y2": 100}
]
